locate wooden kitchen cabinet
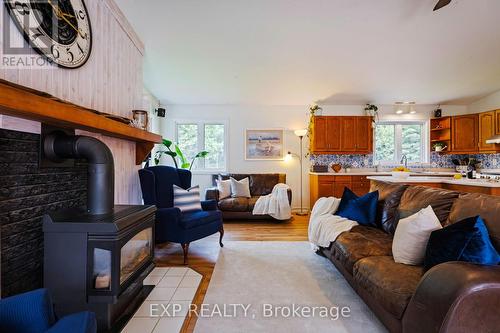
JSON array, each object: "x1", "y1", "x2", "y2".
[
  {"x1": 317, "y1": 178, "x2": 335, "y2": 198},
  {"x1": 310, "y1": 174, "x2": 370, "y2": 205},
  {"x1": 310, "y1": 116, "x2": 341, "y2": 152},
  {"x1": 341, "y1": 117, "x2": 357, "y2": 151},
  {"x1": 496, "y1": 110, "x2": 500, "y2": 135},
  {"x1": 355, "y1": 117, "x2": 372, "y2": 152},
  {"x1": 479, "y1": 111, "x2": 500, "y2": 152},
  {"x1": 451, "y1": 114, "x2": 478, "y2": 153},
  {"x1": 310, "y1": 116, "x2": 372, "y2": 154}
]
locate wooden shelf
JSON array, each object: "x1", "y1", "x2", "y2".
[{"x1": 0, "y1": 79, "x2": 162, "y2": 164}]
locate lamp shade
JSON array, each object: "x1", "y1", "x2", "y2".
[{"x1": 294, "y1": 129, "x2": 308, "y2": 137}]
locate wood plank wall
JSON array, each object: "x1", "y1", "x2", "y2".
[{"x1": 0, "y1": 0, "x2": 145, "y2": 204}]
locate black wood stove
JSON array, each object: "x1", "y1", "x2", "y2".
[{"x1": 41, "y1": 130, "x2": 156, "y2": 331}]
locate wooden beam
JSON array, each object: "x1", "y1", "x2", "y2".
[{"x1": 0, "y1": 79, "x2": 162, "y2": 164}]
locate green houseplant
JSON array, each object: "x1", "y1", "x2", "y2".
[{"x1": 154, "y1": 139, "x2": 209, "y2": 171}]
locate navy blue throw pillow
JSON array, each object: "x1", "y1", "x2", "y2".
[
  {"x1": 424, "y1": 216, "x2": 500, "y2": 271},
  {"x1": 336, "y1": 187, "x2": 379, "y2": 226},
  {"x1": 337, "y1": 186, "x2": 358, "y2": 212}
]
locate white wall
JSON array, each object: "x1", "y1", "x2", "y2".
[
  {"x1": 159, "y1": 104, "x2": 468, "y2": 210},
  {"x1": 159, "y1": 105, "x2": 310, "y2": 211},
  {"x1": 468, "y1": 90, "x2": 500, "y2": 113}
]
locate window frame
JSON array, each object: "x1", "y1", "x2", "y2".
[
  {"x1": 374, "y1": 120, "x2": 429, "y2": 165},
  {"x1": 174, "y1": 119, "x2": 229, "y2": 174}
]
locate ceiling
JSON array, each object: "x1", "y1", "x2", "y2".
[{"x1": 116, "y1": 0, "x2": 500, "y2": 106}]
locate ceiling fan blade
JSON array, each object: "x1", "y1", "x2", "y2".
[{"x1": 433, "y1": 0, "x2": 452, "y2": 11}]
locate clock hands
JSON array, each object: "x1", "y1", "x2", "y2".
[{"x1": 47, "y1": 0, "x2": 86, "y2": 39}]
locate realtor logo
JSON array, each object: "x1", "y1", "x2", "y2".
[{"x1": 2, "y1": 0, "x2": 62, "y2": 69}]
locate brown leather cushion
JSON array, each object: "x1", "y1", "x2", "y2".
[
  {"x1": 397, "y1": 186, "x2": 459, "y2": 226},
  {"x1": 370, "y1": 181, "x2": 408, "y2": 234},
  {"x1": 248, "y1": 197, "x2": 259, "y2": 211},
  {"x1": 331, "y1": 226, "x2": 393, "y2": 274},
  {"x1": 446, "y1": 192, "x2": 500, "y2": 251},
  {"x1": 353, "y1": 256, "x2": 424, "y2": 319},
  {"x1": 215, "y1": 173, "x2": 286, "y2": 196},
  {"x1": 218, "y1": 197, "x2": 249, "y2": 212}
]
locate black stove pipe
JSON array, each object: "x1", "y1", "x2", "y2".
[{"x1": 44, "y1": 132, "x2": 115, "y2": 215}]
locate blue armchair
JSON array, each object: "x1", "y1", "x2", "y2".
[
  {"x1": 139, "y1": 166, "x2": 224, "y2": 264},
  {"x1": 0, "y1": 288, "x2": 96, "y2": 333}
]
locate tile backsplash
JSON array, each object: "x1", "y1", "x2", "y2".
[{"x1": 310, "y1": 153, "x2": 500, "y2": 170}]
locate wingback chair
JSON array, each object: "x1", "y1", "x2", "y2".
[{"x1": 138, "y1": 166, "x2": 224, "y2": 264}]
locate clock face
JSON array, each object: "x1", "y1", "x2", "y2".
[{"x1": 5, "y1": 0, "x2": 92, "y2": 68}]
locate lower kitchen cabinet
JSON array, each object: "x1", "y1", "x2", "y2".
[{"x1": 310, "y1": 174, "x2": 370, "y2": 206}]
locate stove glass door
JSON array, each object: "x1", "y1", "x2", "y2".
[{"x1": 120, "y1": 227, "x2": 153, "y2": 284}]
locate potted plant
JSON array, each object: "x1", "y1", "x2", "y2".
[
  {"x1": 364, "y1": 104, "x2": 379, "y2": 126},
  {"x1": 307, "y1": 103, "x2": 323, "y2": 139},
  {"x1": 154, "y1": 139, "x2": 209, "y2": 171},
  {"x1": 432, "y1": 142, "x2": 448, "y2": 152}
]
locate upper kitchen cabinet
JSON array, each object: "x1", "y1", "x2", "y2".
[
  {"x1": 451, "y1": 114, "x2": 479, "y2": 153},
  {"x1": 310, "y1": 116, "x2": 341, "y2": 152},
  {"x1": 310, "y1": 116, "x2": 372, "y2": 154},
  {"x1": 496, "y1": 110, "x2": 500, "y2": 135},
  {"x1": 353, "y1": 116, "x2": 372, "y2": 152},
  {"x1": 479, "y1": 111, "x2": 500, "y2": 152}
]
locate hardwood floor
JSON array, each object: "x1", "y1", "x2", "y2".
[{"x1": 153, "y1": 215, "x2": 310, "y2": 333}]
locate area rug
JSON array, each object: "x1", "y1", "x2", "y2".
[{"x1": 194, "y1": 241, "x2": 387, "y2": 333}]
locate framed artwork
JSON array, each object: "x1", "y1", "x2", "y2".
[{"x1": 245, "y1": 129, "x2": 284, "y2": 160}]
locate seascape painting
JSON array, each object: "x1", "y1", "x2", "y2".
[{"x1": 245, "y1": 129, "x2": 284, "y2": 160}]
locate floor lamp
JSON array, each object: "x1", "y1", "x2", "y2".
[{"x1": 293, "y1": 129, "x2": 308, "y2": 216}]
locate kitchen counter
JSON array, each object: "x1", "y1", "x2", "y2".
[
  {"x1": 368, "y1": 176, "x2": 500, "y2": 188},
  {"x1": 309, "y1": 171, "x2": 457, "y2": 176}
]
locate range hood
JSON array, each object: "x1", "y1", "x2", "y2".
[{"x1": 486, "y1": 135, "x2": 500, "y2": 144}]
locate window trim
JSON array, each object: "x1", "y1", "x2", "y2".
[
  {"x1": 374, "y1": 120, "x2": 429, "y2": 165},
  {"x1": 174, "y1": 119, "x2": 229, "y2": 173}
]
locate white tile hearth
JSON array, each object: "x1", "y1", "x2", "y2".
[
  {"x1": 121, "y1": 267, "x2": 202, "y2": 333},
  {"x1": 157, "y1": 275, "x2": 183, "y2": 288}
]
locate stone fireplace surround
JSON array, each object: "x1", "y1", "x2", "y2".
[{"x1": 0, "y1": 128, "x2": 87, "y2": 297}]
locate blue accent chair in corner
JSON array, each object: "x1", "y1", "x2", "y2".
[
  {"x1": 0, "y1": 288, "x2": 96, "y2": 333},
  {"x1": 139, "y1": 166, "x2": 224, "y2": 264}
]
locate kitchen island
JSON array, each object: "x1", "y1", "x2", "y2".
[
  {"x1": 309, "y1": 171, "x2": 458, "y2": 204},
  {"x1": 367, "y1": 176, "x2": 500, "y2": 196}
]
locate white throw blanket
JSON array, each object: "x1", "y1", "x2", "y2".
[
  {"x1": 252, "y1": 183, "x2": 291, "y2": 220},
  {"x1": 308, "y1": 197, "x2": 358, "y2": 251}
]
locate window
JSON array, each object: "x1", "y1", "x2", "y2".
[
  {"x1": 175, "y1": 121, "x2": 228, "y2": 172},
  {"x1": 374, "y1": 121, "x2": 428, "y2": 164}
]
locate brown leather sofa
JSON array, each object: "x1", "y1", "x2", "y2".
[
  {"x1": 205, "y1": 173, "x2": 292, "y2": 220},
  {"x1": 320, "y1": 180, "x2": 500, "y2": 333}
]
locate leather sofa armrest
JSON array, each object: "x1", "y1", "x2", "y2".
[
  {"x1": 201, "y1": 199, "x2": 218, "y2": 211},
  {"x1": 205, "y1": 187, "x2": 220, "y2": 201},
  {"x1": 403, "y1": 262, "x2": 500, "y2": 333}
]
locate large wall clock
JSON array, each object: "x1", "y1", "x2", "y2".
[{"x1": 5, "y1": 0, "x2": 92, "y2": 68}]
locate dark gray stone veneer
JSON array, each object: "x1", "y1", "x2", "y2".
[{"x1": 0, "y1": 128, "x2": 87, "y2": 297}]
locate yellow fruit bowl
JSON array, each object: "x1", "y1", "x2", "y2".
[{"x1": 391, "y1": 166, "x2": 411, "y2": 179}]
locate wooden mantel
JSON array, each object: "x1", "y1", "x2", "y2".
[{"x1": 0, "y1": 79, "x2": 162, "y2": 164}]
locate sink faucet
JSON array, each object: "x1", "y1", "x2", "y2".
[{"x1": 401, "y1": 154, "x2": 408, "y2": 169}]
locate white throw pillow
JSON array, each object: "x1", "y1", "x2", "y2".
[
  {"x1": 173, "y1": 185, "x2": 202, "y2": 213},
  {"x1": 230, "y1": 177, "x2": 251, "y2": 198},
  {"x1": 392, "y1": 205, "x2": 442, "y2": 265},
  {"x1": 216, "y1": 178, "x2": 231, "y2": 199}
]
